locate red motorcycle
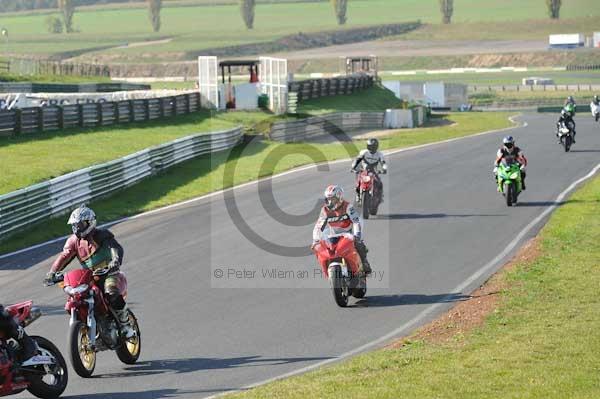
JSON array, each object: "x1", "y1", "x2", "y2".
[
  {"x1": 355, "y1": 167, "x2": 384, "y2": 219},
  {"x1": 312, "y1": 232, "x2": 367, "y2": 307},
  {"x1": 0, "y1": 301, "x2": 68, "y2": 398},
  {"x1": 47, "y1": 267, "x2": 141, "y2": 378}
]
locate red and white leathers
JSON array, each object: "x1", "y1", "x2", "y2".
[{"x1": 312, "y1": 200, "x2": 361, "y2": 242}]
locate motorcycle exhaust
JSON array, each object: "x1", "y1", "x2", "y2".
[{"x1": 22, "y1": 307, "x2": 42, "y2": 327}]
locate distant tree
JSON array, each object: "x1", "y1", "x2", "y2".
[
  {"x1": 330, "y1": 0, "x2": 347, "y2": 25},
  {"x1": 45, "y1": 15, "x2": 63, "y2": 33},
  {"x1": 239, "y1": 0, "x2": 255, "y2": 29},
  {"x1": 57, "y1": 0, "x2": 75, "y2": 33},
  {"x1": 546, "y1": 0, "x2": 561, "y2": 19},
  {"x1": 438, "y1": 0, "x2": 453, "y2": 24},
  {"x1": 147, "y1": 0, "x2": 161, "y2": 32}
]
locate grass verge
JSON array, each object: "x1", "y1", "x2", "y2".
[
  {"x1": 0, "y1": 112, "x2": 514, "y2": 255},
  {"x1": 0, "y1": 111, "x2": 237, "y2": 195},
  {"x1": 222, "y1": 171, "x2": 600, "y2": 399}
]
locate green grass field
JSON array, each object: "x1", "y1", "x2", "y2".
[
  {"x1": 223, "y1": 171, "x2": 600, "y2": 399},
  {"x1": 0, "y1": 85, "x2": 401, "y2": 195},
  {"x1": 0, "y1": 112, "x2": 236, "y2": 195},
  {"x1": 0, "y1": 111, "x2": 514, "y2": 254},
  {"x1": 1, "y1": 0, "x2": 599, "y2": 62},
  {"x1": 383, "y1": 71, "x2": 600, "y2": 85}
]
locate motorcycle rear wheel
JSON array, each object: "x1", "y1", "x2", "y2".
[
  {"x1": 26, "y1": 336, "x2": 68, "y2": 399},
  {"x1": 116, "y1": 310, "x2": 141, "y2": 365},
  {"x1": 68, "y1": 321, "x2": 96, "y2": 378}
]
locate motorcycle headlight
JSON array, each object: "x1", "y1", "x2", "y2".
[
  {"x1": 362, "y1": 176, "x2": 371, "y2": 182},
  {"x1": 64, "y1": 284, "x2": 89, "y2": 296},
  {"x1": 510, "y1": 172, "x2": 519, "y2": 179}
]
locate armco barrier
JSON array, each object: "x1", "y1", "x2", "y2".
[
  {"x1": 287, "y1": 75, "x2": 374, "y2": 104},
  {"x1": 0, "y1": 92, "x2": 201, "y2": 137},
  {"x1": 269, "y1": 112, "x2": 384, "y2": 142},
  {"x1": 537, "y1": 104, "x2": 588, "y2": 113},
  {"x1": 0, "y1": 82, "x2": 150, "y2": 93},
  {"x1": 0, "y1": 127, "x2": 242, "y2": 239}
]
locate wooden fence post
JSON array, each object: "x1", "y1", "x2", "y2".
[
  {"x1": 171, "y1": 96, "x2": 177, "y2": 115},
  {"x1": 129, "y1": 100, "x2": 135, "y2": 122},
  {"x1": 14, "y1": 109, "x2": 22, "y2": 136},
  {"x1": 186, "y1": 94, "x2": 191, "y2": 114},
  {"x1": 97, "y1": 103, "x2": 103, "y2": 126},
  {"x1": 37, "y1": 107, "x2": 44, "y2": 133},
  {"x1": 78, "y1": 104, "x2": 84, "y2": 127},
  {"x1": 114, "y1": 102, "x2": 120, "y2": 124},
  {"x1": 57, "y1": 106, "x2": 64, "y2": 129},
  {"x1": 159, "y1": 98, "x2": 165, "y2": 117},
  {"x1": 144, "y1": 99, "x2": 150, "y2": 121}
]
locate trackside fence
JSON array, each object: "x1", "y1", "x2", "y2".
[{"x1": 0, "y1": 127, "x2": 242, "y2": 239}]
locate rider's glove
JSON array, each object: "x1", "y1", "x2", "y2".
[
  {"x1": 310, "y1": 241, "x2": 319, "y2": 250},
  {"x1": 43, "y1": 271, "x2": 56, "y2": 286},
  {"x1": 350, "y1": 168, "x2": 358, "y2": 174},
  {"x1": 354, "y1": 232, "x2": 362, "y2": 242}
]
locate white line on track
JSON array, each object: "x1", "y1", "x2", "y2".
[
  {"x1": 206, "y1": 161, "x2": 600, "y2": 398},
  {"x1": 0, "y1": 116, "x2": 522, "y2": 261}
]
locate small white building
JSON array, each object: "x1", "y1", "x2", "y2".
[{"x1": 383, "y1": 81, "x2": 467, "y2": 110}]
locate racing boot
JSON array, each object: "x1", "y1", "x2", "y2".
[
  {"x1": 354, "y1": 240, "x2": 372, "y2": 275},
  {"x1": 15, "y1": 326, "x2": 44, "y2": 367},
  {"x1": 115, "y1": 308, "x2": 136, "y2": 339}
]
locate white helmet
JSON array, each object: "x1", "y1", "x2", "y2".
[
  {"x1": 67, "y1": 205, "x2": 96, "y2": 238},
  {"x1": 324, "y1": 185, "x2": 344, "y2": 210}
]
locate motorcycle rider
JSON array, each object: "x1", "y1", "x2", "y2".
[
  {"x1": 44, "y1": 205, "x2": 135, "y2": 338},
  {"x1": 351, "y1": 138, "x2": 387, "y2": 202},
  {"x1": 0, "y1": 304, "x2": 44, "y2": 366},
  {"x1": 557, "y1": 99, "x2": 577, "y2": 143},
  {"x1": 494, "y1": 136, "x2": 528, "y2": 190},
  {"x1": 312, "y1": 185, "x2": 372, "y2": 275},
  {"x1": 591, "y1": 95, "x2": 599, "y2": 122}
]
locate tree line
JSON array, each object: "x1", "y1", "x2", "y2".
[{"x1": 2, "y1": 0, "x2": 567, "y2": 34}]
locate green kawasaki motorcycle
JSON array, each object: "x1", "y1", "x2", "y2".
[{"x1": 496, "y1": 157, "x2": 522, "y2": 207}]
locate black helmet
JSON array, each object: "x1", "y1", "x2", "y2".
[{"x1": 367, "y1": 138, "x2": 379, "y2": 154}]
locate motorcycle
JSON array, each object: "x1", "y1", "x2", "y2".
[
  {"x1": 591, "y1": 101, "x2": 599, "y2": 123},
  {"x1": 312, "y1": 232, "x2": 367, "y2": 307},
  {"x1": 355, "y1": 166, "x2": 385, "y2": 219},
  {"x1": 0, "y1": 301, "x2": 68, "y2": 398},
  {"x1": 557, "y1": 120, "x2": 575, "y2": 152},
  {"x1": 47, "y1": 267, "x2": 141, "y2": 378},
  {"x1": 496, "y1": 157, "x2": 523, "y2": 207}
]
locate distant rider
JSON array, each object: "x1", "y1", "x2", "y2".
[
  {"x1": 591, "y1": 95, "x2": 599, "y2": 122},
  {"x1": 557, "y1": 101, "x2": 577, "y2": 144},
  {"x1": 351, "y1": 138, "x2": 387, "y2": 201},
  {"x1": 494, "y1": 136, "x2": 528, "y2": 190},
  {"x1": 312, "y1": 185, "x2": 372, "y2": 275},
  {"x1": 44, "y1": 205, "x2": 135, "y2": 338},
  {"x1": 0, "y1": 304, "x2": 43, "y2": 366}
]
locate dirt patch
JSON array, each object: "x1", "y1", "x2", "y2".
[{"x1": 388, "y1": 237, "x2": 542, "y2": 349}]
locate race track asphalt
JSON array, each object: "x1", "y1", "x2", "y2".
[{"x1": 2, "y1": 113, "x2": 599, "y2": 398}]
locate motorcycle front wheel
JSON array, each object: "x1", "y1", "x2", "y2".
[
  {"x1": 329, "y1": 265, "x2": 349, "y2": 307},
  {"x1": 68, "y1": 321, "x2": 96, "y2": 378},
  {"x1": 26, "y1": 336, "x2": 68, "y2": 399},
  {"x1": 116, "y1": 310, "x2": 141, "y2": 365},
  {"x1": 362, "y1": 192, "x2": 370, "y2": 220},
  {"x1": 564, "y1": 135, "x2": 572, "y2": 152},
  {"x1": 504, "y1": 182, "x2": 513, "y2": 207}
]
